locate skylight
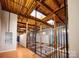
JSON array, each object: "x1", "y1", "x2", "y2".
[
  {"x1": 47, "y1": 19, "x2": 54, "y2": 25},
  {"x1": 30, "y1": 10, "x2": 46, "y2": 19}
]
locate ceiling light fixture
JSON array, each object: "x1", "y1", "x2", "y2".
[{"x1": 43, "y1": 32, "x2": 46, "y2": 35}]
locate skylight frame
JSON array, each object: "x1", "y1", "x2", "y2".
[
  {"x1": 30, "y1": 9, "x2": 46, "y2": 19},
  {"x1": 47, "y1": 19, "x2": 54, "y2": 25}
]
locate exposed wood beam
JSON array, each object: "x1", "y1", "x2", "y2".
[
  {"x1": 9, "y1": 0, "x2": 28, "y2": 9},
  {"x1": 10, "y1": 0, "x2": 51, "y2": 26},
  {"x1": 37, "y1": 1, "x2": 53, "y2": 12},
  {"x1": 26, "y1": 16, "x2": 53, "y2": 27},
  {"x1": 54, "y1": 0, "x2": 60, "y2": 7},
  {"x1": 0, "y1": 0, "x2": 8, "y2": 11},
  {"x1": 37, "y1": 0, "x2": 64, "y2": 14},
  {"x1": 17, "y1": 30, "x2": 25, "y2": 33},
  {"x1": 17, "y1": 23, "x2": 49, "y2": 31},
  {"x1": 1, "y1": 6, "x2": 53, "y2": 28},
  {"x1": 17, "y1": 25, "x2": 39, "y2": 31},
  {"x1": 1, "y1": 5, "x2": 53, "y2": 28},
  {"x1": 35, "y1": 5, "x2": 47, "y2": 15},
  {"x1": 20, "y1": 0, "x2": 27, "y2": 14},
  {"x1": 37, "y1": 0, "x2": 60, "y2": 12},
  {"x1": 42, "y1": 6, "x2": 65, "y2": 24},
  {"x1": 39, "y1": 0, "x2": 60, "y2": 8},
  {"x1": 0, "y1": 0, "x2": 64, "y2": 26},
  {"x1": 25, "y1": 0, "x2": 36, "y2": 15},
  {"x1": 18, "y1": 22, "x2": 40, "y2": 28},
  {"x1": 27, "y1": 2, "x2": 36, "y2": 15},
  {"x1": 55, "y1": 6, "x2": 65, "y2": 13},
  {"x1": 55, "y1": 14, "x2": 64, "y2": 24},
  {"x1": 17, "y1": 25, "x2": 39, "y2": 29},
  {"x1": 42, "y1": 14, "x2": 54, "y2": 21},
  {"x1": 36, "y1": 1, "x2": 65, "y2": 24}
]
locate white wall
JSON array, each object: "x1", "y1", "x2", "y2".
[
  {"x1": 0, "y1": 3, "x2": 1, "y2": 48},
  {"x1": 0, "y1": 9, "x2": 17, "y2": 52},
  {"x1": 20, "y1": 33, "x2": 26, "y2": 47},
  {"x1": 9, "y1": 13, "x2": 17, "y2": 50},
  {"x1": 68, "y1": 0, "x2": 79, "y2": 57},
  {"x1": 0, "y1": 16, "x2": 1, "y2": 47}
]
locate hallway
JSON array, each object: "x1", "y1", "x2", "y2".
[{"x1": 0, "y1": 44, "x2": 40, "y2": 58}]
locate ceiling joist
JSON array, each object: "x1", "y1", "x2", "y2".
[{"x1": 0, "y1": 0, "x2": 65, "y2": 33}]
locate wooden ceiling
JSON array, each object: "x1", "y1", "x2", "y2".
[{"x1": 0, "y1": 0, "x2": 65, "y2": 34}]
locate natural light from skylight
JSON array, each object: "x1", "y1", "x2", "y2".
[
  {"x1": 47, "y1": 19, "x2": 54, "y2": 25},
  {"x1": 30, "y1": 10, "x2": 46, "y2": 19}
]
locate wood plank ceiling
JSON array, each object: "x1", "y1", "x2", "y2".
[{"x1": 0, "y1": 0, "x2": 65, "y2": 34}]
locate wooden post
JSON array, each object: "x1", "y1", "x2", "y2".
[
  {"x1": 53, "y1": 21, "x2": 57, "y2": 49},
  {"x1": 26, "y1": 20, "x2": 28, "y2": 48},
  {"x1": 53, "y1": 14, "x2": 58, "y2": 49}
]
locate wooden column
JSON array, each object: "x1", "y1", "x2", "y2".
[
  {"x1": 53, "y1": 14, "x2": 58, "y2": 49},
  {"x1": 26, "y1": 20, "x2": 28, "y2": 48},
  {"x1": 53, "y1": 21, "x2": 57, "y2": 49}
]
